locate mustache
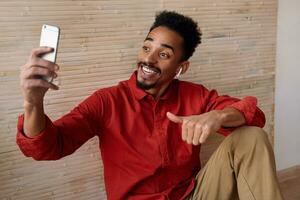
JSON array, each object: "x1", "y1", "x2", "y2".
[{"x1": 137, "y1": 61, "x2": 161, "y2": 74}]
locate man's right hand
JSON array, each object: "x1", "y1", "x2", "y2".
[
  {"x1": 20, "y1": 47, "x2": 60, "y2": 137},
  {"x1": 20, "y1": 47, "x2": 59, "y2": 106}
]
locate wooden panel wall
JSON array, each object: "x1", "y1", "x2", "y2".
[{"x1": 0, "y1": 0, "x2": 277, "y2": 199}]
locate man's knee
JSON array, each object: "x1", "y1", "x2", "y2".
[
  {"x1": 235, "y1": 126, "x2": 267, "y2": 137},
  {"x1": 229, "y1": 126, "x2": 271, "y2": 150}
]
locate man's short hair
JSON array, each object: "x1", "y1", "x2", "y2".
[{"x1": 149, "y1": 10, "x2": 202, "y2": 61}]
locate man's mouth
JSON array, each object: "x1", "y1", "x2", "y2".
[{"x1": 140, "y1": 63, "x2": 161, "y2": 75}]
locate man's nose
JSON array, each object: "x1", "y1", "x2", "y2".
[{"x1": 144, "y1": 51, "x2": 158, "y2": 64}]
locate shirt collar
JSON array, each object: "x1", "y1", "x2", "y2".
[{"x1": 127, "y1": 71, "x2": 178, "y2": 101}]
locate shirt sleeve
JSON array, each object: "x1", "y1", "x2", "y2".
[
  {"x1": 16, "y1": 91, "x2": 106, "y2": 160},
  {"x1": 203, "y1": 89, "x2": 266, "y2": 136}
]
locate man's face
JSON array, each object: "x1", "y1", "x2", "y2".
[{"x1": 136, "y1": 26, "x2": 185, "y2": 95}]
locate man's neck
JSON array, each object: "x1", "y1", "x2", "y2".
[{"x1": 145, "y1": 81, "x2": 172, "y2": 100}]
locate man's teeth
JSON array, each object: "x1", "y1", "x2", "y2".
[{"x1": 142, "y1": 65, "x2": 157, "y2": 74}]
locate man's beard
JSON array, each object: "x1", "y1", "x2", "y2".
[
  {"x1": 136, "y1": 61, "x2": 161, "y2": 90},
  {"x1": 136, "y1": 80, "x2": 156, "y2": 90}
]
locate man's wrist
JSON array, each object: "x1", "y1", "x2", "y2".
[
  {"x1": 216, "y1": 107, "x2": 246, "y2": 127},
  {"x1": 23, "y1": 101, "x2": 43, "y2": 111},
  {"x1": 23, "y1": 100, "x2": 46, "y2": 137},
  {"x1": 215, "y1": 109, "x2": 227, "y2": 126},
  {"x1": 23, "y1": 100, "x2": 45, "y2": 122}
]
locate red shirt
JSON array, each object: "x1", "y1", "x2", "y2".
[{"x1": 16, "y1": 72, "x2": 265, "y2": 200}]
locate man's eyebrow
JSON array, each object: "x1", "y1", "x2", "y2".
[
  {"x1": 144, "y1": 37, "x2": 175, "y2": 53},
  {"x1": 161, "y1": 43, "x2": 174, "y2": 53},
  {"x1": 144, "y1": 37, "x2": 153, "y2": 42}
]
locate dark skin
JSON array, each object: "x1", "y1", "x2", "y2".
[{"x1": 20, "y1": 26, "x2": 246, "y2": 145}]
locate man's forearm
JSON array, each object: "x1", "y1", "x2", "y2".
[
  {"x1": 218, "y1": 107, "x2": 246, "y2": 128},
  {"x1": 23, "y1": 102, "x2": 46, "y2": 138}
]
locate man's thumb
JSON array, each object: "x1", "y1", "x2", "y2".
[{"x1": 166, "y1": 112, "x2": 183, "y2": 123}]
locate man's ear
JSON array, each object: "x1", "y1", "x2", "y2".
[{"x1": 178, "y1": 61, "x2": 190, "y2": 75}]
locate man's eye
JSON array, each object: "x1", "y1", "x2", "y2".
[
  {"x1": 143, "y1": 46, "x2": 150, "y2": 52},
  {"x1": 159, "y1": 52, "x2": 169, "y2": 59}
]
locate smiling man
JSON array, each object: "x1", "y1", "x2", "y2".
[
  {"x1": 136, "y1": 26, "x2": 187, "y2": 95},
  {"x1": 17, "y1": 11, "x2": 283, "y2": 200}
]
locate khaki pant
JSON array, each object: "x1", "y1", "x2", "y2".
[{"x1": 186, "y1": 126, "x2": 284, "y2": 200}]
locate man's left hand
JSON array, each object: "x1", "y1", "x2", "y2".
[{"x1": 166, "y1": 111, "x2": 223, "y2": 145}]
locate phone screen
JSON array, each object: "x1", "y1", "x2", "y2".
[{"x1": 40, "y1": 24, "x2": 60, "y2": 63}]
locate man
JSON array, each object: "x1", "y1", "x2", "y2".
[{"x1": 17, "y1": 11, "x2": 283, "y2": 200}]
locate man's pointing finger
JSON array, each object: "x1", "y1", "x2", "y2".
[{"x1": 166, "y1": 112, "x2": 184, "y2": 123}]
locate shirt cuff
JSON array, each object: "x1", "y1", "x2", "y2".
[
  {"x1": 16, "y1": 114, "x2": 57, "y2": 159},
  {"x1": 226, "y1": 96, "x2": 257, "y2": 125}
]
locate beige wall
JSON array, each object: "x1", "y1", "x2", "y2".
[
  {"x1": 275, "y1": 0, "x2": 300, "y2": 170},
  {"x1": 0, "y1": 0, "x2": 277, "y2": 199}
]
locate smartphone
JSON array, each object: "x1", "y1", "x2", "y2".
[{"x1": 39, "y1": 24, "x2": 60, "y2": 82}]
